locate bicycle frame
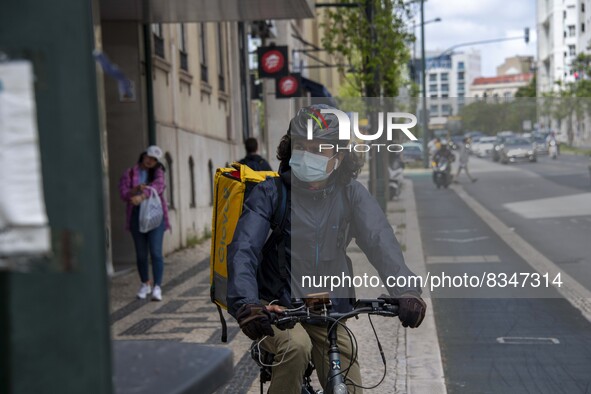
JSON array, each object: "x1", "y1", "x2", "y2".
[{"x1": 252, "y1": 298, "x2": 399, "y2": 394}]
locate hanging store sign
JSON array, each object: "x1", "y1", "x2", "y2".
[
  {"x1": 258, "y1": 45, "x2": 288, "y2": 78},
  {"x1": 276, "y1": 73, "x2": 301, "y2": 98}
]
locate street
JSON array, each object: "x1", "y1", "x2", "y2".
[{"x1": 412, "y1": 153, "x2": 591, "y2": 393}]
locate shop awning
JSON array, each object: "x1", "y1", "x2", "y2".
[
  {"x1": 100, "y1": 0, "x2": 315, "y2": 22},
  {"x1": 301, "y1": 77, "x2": 337, "y2": 106}
]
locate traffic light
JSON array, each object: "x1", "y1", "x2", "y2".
[{"x1": 525, "y1": 27, "x2": 530, "y2": 44}]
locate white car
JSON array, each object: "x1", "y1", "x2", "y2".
[{"x1": 471, "y1": 136, "x2": 497, "y2": 157}]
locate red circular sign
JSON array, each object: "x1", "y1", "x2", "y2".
[
  {"x1": 278, "y1": 76, "x2": 299, "y2": 96},
  {"x1": 261, "y1": 50, "x2": 285, "y2": 74}
]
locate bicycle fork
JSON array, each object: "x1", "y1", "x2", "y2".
[{"x1": 326, "y1": 325, "x2": 348, "y2": 394}]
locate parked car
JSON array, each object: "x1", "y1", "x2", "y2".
[
  {"x1": 471, "y1": 136, "x2": 497, "y2": 157},
  {"x1": 533, "y1": 135, "x2": 548, "y2": 155},
  {"x1": 401, "y1": 143, "x2": 423, "y2": 163},
  {"x1": 450, "y1": 135, "x2": 465, "y2": 150},
  {"x1": 499, "y1": 137, "x2": 537, "y2": 164},
  {"x1": 492, "y1": 131, "x2": 515, "y2": 162}
]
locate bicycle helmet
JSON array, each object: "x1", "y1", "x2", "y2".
[{"x1": 288, "y1": 104, "x2": 344, "y2": 143}]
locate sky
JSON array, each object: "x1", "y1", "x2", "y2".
[{"x1": 414, "y1": 0, "x2": 537, "y2": 77}]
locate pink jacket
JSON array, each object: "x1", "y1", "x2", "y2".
[{"x1": 119, "y1": 164, "x2": 171, "y2": 231}]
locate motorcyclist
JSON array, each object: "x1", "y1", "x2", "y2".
[
  {"x1": 226, "y1": 104, "x2": 426, "y2": 394},
  {"x1": 432, "y1": 143, "x2": 455, "y2": 185}
]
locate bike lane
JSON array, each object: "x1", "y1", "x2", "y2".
[{"x1": 411, "y1": 174, "x2": 591, "y2": 394}]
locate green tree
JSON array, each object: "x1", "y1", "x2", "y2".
[
  {"x1": 515, "y1": 75, "x2": 536, "y2": 97},
  {"x1": 320, "y1": 0, "x2": 413, "y2": 97}
]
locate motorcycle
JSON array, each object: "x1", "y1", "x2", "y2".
[
  {"x1": 432, "y1": 157, "x2": 452, "y2": 189},
  {"x1": 548, "y1": 140, "x2": 558, "y2": 160}
]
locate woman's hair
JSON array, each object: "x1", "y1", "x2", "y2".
[
  {"x1": 276, "y1": 134, "x2": 364, "y2": 185},
  {"x1": 137, "y1": 152, "x2": 166, "y2": 182}
]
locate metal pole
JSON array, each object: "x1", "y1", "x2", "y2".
[
  {"x1": 420, "y1": 0, "x2": 430, "y2": 168},
  {"x1": 143, "y1": 24, "x2": 157, "y2": 145}
]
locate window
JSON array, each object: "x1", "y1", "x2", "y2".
[
  {"x1": 152, "y1": 24, "x2": 165, "y2": 58},
  {"x1": 165, "y1": 153, "x2": 174, "y2": 209},
  {"x1": 429, "y1": 105, "x2": 438, "y2": 115},
  {"x1": 583, "y1": 2, "x2": 586, "y2": 12},
  {"x1": 441, "y1": 104, "x2": 452, "y2": 115},
  {"x1": 458, "y1": 71, "x2": 465, "y2": 80},
  {"x1": 429, "y1": 83, "x2": 438, "y2": 91},
  {"x1": 458, "y1": 93, "x2": 465, "y2": 98},
  {"x1": 458, "y1": 82, "x2": 465, "y2": 92},
  {"x1": 457, "y1": 61, "x2": 465, "y2": 70},
  {"x1": 441, "y1": 93, "x2": 449, "y2": 98},
  {"x1": 179, "y1": 24, "x2": 188, "y2": 71},
  {"x1": 440, "y1": 73, "x2": 449, "y2": 82},
  {"x1": 217, "y1": 24, "x2": 226, "y2": 91},
  {"x1": 189, "y1": 156, "x2": 196, "y2": 208},
  {"x1": 564, "y1": 10, "x2": 567, "y2": 19},
  {"x1": 569, "y1": 45, "x2": 576, "y2": 56},
  {"x1": 429, "y1": 73, "x2": 437, "y2": 82},
  {"x1": 583, "y1": 23, "x2": 586, "y2": 33},
  {"x1": 430, "y1": 94, "x2": 438, "y2": 98},
  {"x1": 199, "y1": 23, "x2": 208, "y2": 83},
  {"x1": 569, "y1": 25, "x2": 576, "y2": 36},
  {"x1": 441, "y1": 83, "x2": 449, "y2": 92}
]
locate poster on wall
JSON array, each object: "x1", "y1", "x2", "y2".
[{"x1": 0, "y1": 61, "x2": 51, "y2": 265}]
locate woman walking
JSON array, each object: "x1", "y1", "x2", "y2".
[{"x1": 119, "y1": 145, "x2": 170, "y2": 301}]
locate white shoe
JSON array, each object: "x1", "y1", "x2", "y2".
[
  {"x1": 152, "y1": 285, "x2": 162, "y2": 301},
  {"x1": 137, "y1": 283, "x2": 152, "y2": 300}
]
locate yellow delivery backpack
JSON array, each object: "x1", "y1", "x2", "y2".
[{"x1": 210, "y1": 162, "x2": 287, "y2": 342}]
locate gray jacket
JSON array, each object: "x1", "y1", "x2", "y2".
[{"x1": 226, "y1": 170, "x2": 420, "y2": 317}]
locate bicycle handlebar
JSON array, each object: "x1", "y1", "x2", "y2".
[{"x1": 269, "y1": 299, "x2": 399, "y2": 327}]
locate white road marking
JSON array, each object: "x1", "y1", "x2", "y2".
[
  {"x1": 433, "y1": 236, "x2": 490, "y2": 243},
  {"x1": 427, "y1": 255, "x2": 501, "y2": 264},
  {"x1": 435, "y1": 229, "x2": 475, "y2": 234},
  {"x1": 454, "y1": 185, "x2": 591, "y2": 323},
  {"x1": 503, "y1": 193, "x2": 591, "y2": 219},
  {"x1": 496, "y1": 337, "x2": 560, "y2": 345}
]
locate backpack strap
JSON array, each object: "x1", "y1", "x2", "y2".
[
  {"x1": 263, "y1": 177, "x2": 288, "y2": 252},
  {"x1": 261, "y1": 177, "x2": 288, "y2": 300}
]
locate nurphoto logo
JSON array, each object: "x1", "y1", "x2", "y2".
[{"x1": 306, "y1": 108, "x2": 418, "y2": 153}]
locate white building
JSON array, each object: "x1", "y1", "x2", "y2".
[
  {"x1": 471, "y1": 73, "x2": 534, "y2": 99},
  {"x1": 423, "y1": 49, "x2": 481, "y2": 127},
  {"x1": 537, "y1": 0, "x2": 583, "y2": 93}
]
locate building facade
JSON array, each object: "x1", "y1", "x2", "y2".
[
  {"x1": 537, "y1": 0, "x2": 583, "y2": 93},
  {"x1": 423, "y1": 49, "x2": 481, "y2": 128},
  {"x1": 497, "y1": 55, "x2": 534, "y2": 76},
  {"x1": 471, "y1": 73, "x2": 533, "y2": 99}
]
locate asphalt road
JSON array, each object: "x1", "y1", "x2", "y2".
[{"x1": 409, "y1": 153, "x2": 591, "y2": 394}]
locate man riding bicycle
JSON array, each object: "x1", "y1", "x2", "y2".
[{"x1": 227, "y1": 104, "x2": 427, "y2": 394}]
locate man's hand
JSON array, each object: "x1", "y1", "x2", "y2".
[
  {"x1": 236, "y1": 304, "x2": 275, "y2": 340},
  {"x1": 380, "y1": 292, "x2": 427, "y2": 328}
]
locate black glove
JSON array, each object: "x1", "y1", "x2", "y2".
[
  {"x1": 380, "y1": 292, "x2": 427, "y2": 328},
  {"x1": 236, "y1": 304, "x2": 275, "y2": 340}
]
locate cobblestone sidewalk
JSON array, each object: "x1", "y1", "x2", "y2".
[{"x1": 109, "y1": 178, "x2": 443, "y2": 394}]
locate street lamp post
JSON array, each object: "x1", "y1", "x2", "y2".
[
  {"x1": 420, "y1": 0, "x2": 430, "y2": 168},
  {"x1": 412, "y1": 17, "x2": 441, "y2": 85}
]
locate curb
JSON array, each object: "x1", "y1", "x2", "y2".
[{"x1": 400, "y1": 179, "x2": 447, "y2": 394}]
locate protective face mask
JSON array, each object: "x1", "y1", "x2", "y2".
[{"x1": 289, "y1": 150, "x2": 339, "y2": 183}]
